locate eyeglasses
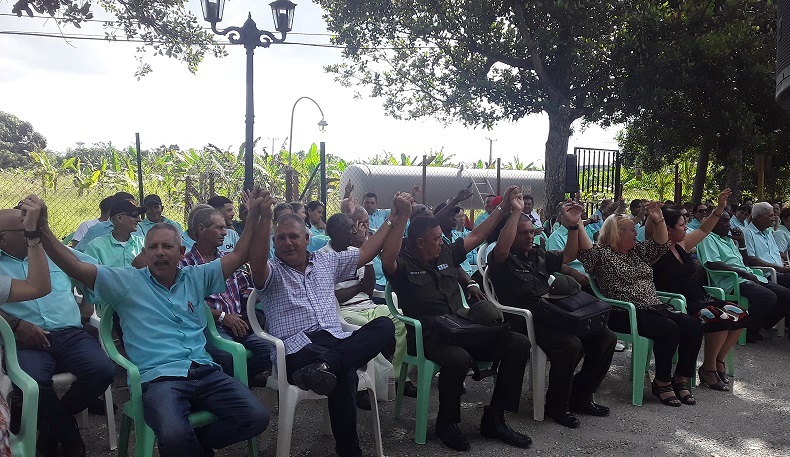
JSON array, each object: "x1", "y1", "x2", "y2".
[
  {"x1": 696, "y1": 208, "x2": 710, "y2": 214},
  {"x1": 118, "y1": 211, "x2": 141, "y2": 219}
]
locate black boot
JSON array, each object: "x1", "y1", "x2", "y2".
[
  {"x1": 480, "y1": 406, "x2": 532, "y2": 448},
  {"x1": 435, "y1": 420, "x2": 470, "y2": 451}
]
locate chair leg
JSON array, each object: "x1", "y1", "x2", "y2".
[
  {"x1": 367, "y1": 387, "x2": 384, "y2": 457},
  {"x1": 259, "y1": 388, "x2": 277, "y2": 451},
  {"x1": 630, "y1": 338, "x2": 648, "y2": 406},
  {"x1": 275, "y1": 392, "x2": 299, "y2": 457},
  {"x1": 246, "y1": 437, "x2": 259, "y2": 457},
  {"x1": 531, "y1": 348, "x2": 547, "y2": 421},
  {"x1": 413, "y1": 362, "x2": 435, "y2": 445},
  {"x1": 394, "y1": 361, "x2": 409, "y2": 419},
  {"x1": 103, "y1": 386, "x2": 117, "y2": 450},
  {"x1": 726, "y1": 348, "x2": 735, "y2": 377},
  {"x1": 118, "y1": 414, "x2": 132, "y2": 457},
  {"x1": 133, "y1": 420, "x2": 156, "y2": 457}
]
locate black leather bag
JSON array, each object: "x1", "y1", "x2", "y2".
[
  {"x1": 536, "y1": 291, "x2": 611, "y2": 335},
  {"x1": 432, "y1": 313, "x2": 510, "y2": 347}
]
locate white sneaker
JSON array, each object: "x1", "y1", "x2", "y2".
[{"x1": 615, "y1": 341, "x2": 626, "y2": 352}]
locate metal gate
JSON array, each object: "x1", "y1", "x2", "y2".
[{"x1": 574, "y1": 147, "x2": 621, "y2": 217}]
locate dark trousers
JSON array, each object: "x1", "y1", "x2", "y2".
[
  {"x1": 414, "y1": 330, "x2": 530, "y2": 424},
  {"x1": 141, "y1": 364, "x2": 269, "y2": 457},
  {"x1": 285, "y1": 317, "x2": 395, "y2": 457},
  {"x1": 506, "y1": 314, "x2": 616, "y2": 414},
  {"x1": 608, "y1": 308, "x2": 703, "y2": 382},
  {"x1": 205, "y1": 310, "x2": 272, "y2": 378},
  {"x1": 739, "y1": 280, "x2": 790, "y2": 334},
  {"x1": 17, "y1": 328, "x2": 115, "y2": 440}
]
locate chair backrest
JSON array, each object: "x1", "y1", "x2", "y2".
[
  {"x1": 0, "y1": 318, "x2": 39, "y2": 455},
  {"x1": 476, "y1": 242, "x2": 489, "y2": 275}
]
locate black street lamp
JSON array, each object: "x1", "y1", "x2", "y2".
[{"x1": 201, "y1": 0, "x2": 297, "y2": 191}]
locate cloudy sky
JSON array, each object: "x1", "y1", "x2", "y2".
[{"x1": 0, "y1": 0, "x2": 620, "y2": 166}]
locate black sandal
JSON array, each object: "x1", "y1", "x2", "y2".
[
  {"x1": 699, "y1": 367, "x2": 729, "y2": 392},
  {"x1": 671, "y1": 379, "x2": 697, "y2": 405},
  {"x1": 716, "y1": 359, "x2": 730, "y2": 384},
  {"x1": 651, "y1": 380, "x2": 681, "y2": 407}
]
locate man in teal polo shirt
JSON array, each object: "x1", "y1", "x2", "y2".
[
  {"x1": 744, "y1": 202, "x2": 790, "y2": 287},
  {"x1": 75, "y1": 191, "x2": 137, "y2": 251},
  {"x1": 83, "y1": 200, "x2": 146, "y2": 267},
  {"x1": 35, "y1": 188, "x2": 273, "y2": 457},
  {"x1": 698, "y1": 212, "x2": 790, "y2": 342},
  {"x1": 0, "y1": 207, "x2": 114, "y2": 457},
  {"x1": 137, "y1": 194, "x2": 185, "y2": 237}
]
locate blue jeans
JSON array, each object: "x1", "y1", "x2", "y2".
[
  {"x1": 16, "y1": 328, "x2": 115, "y2": 438},
  {"x1": 141, "y1": 364, "x2": 269, "y2": 457},
  {"x1": 205, "y1": 317, "x2": 272, "y2": 378}
]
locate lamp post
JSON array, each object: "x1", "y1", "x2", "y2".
[
  {"x1": 286, "y1": 96, "x2": 327, "y2": 200},
  {"x1": 201, "y1": 0, "x2": 297, "y2": 191}
]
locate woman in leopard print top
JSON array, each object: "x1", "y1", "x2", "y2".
[{"x1": 578, "y1": 202, "x2": 703, "y2": 407}]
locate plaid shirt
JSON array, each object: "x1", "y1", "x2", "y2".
[
  {"x1": 258, "y1": 249, "x2": 359, "y2": 354},
  {"x1": 179, "y1": 245, "x2": 251, "y2": 314}
]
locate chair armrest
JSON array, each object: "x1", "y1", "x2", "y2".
[
  {"x1": 656, "y1": 291, "x2": 687, "y2": 313},
  {"x1": 752, "y1": 266, "x2": 778, "y2": 283},
  {"x1": 99, "y1": 306, "x2": 143, "y2": 404},
  {"x1": 246, "y1": 290, "x2": 291, "y2": 392},
  {"x1": 704, "y1": 268, "x2": 740, "y2": 294},
  {"x1": 384, "y1": 283, "x2": 428, "y2": 360},
  {"x1": 203, "y1": 306, "x2": 249, "y2": 385},
  {"x1": 703, "y1": 286, "x2": 725, "y2": 300},
  {"x1": 0, "y1": 318, "x2": 39, "y2": 434}
]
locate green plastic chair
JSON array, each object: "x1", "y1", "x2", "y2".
[
  {"x1": 587, "y1": 276, "x2": 653, "y2": 406},
  {"x1": 98, "y1": 304, "x2": 258, "y2": 457},
  {"x1": 384, "y1": 283, "x2": 493, "y2": 444},
  {"x1": 0, "y1": 317, "x2": 39, "y2": 457}
]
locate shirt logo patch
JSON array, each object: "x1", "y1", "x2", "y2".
[{"x1": 437, "y1": 263, "x2": 449, "y2": 271}]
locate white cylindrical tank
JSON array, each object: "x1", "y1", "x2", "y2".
[{"x1": 339, "y1": 164, "x2": 545, "y2": 210}]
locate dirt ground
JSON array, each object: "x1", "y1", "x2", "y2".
[{"x1": 77, "y1": 331, "x2": 790, "y2": 457}]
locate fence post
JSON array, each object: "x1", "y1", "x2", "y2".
[
  {"x1": 184, "y1": 175, "x2": 194, "y2": 225},
  {"x1": 135, "y1": 133, "x2": 144, "y2": 203},
  {"x1": 320, "y1": 142, "x2": 327, "y2": 214},
  {"x1": 674, "y1": 163, "x2": 681, "y2": 204},
  {"x1": 422, "y1": 155, "x2": 427, "y2": 206},
  {"x1": 496, "y1": 158, "x2": 501, "y2": 195}
]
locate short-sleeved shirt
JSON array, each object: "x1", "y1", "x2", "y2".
[
  {"x1": 180, "y1": 245, "x2": 252, "y2": 315},
  {"x1": 0, "y1": 276, "x2": 11, "y2": 304},
  {"x1": 72, "y1": 218, "x2": 101, "y2": 243},
  {"x1": 686, "y1": 218, "x2": 702, "y2": 233},
  {"x1": 257, "y1": 249, "x2": 359, "y2": 355},
  {"x1": 368, "y1": 209, "x2": 391, "y2": 230},
  {"x1": 83, "y1": 261, "x2": 226, "y2": 383},
  {"x1": 83, "y1": 233, "x2": 144, "y2": 267},
  {"x1": 0, "y1": 250, "x2": 97, "y2": 330},
  {"x1": 730, "y1": 217, "x2": 747, "y2": 230},
  {"x1": 474, "y1": 211, "x2": 491, "y2": 227},
  {"x1": 774, "y1": 225, "x2": 790, "y2": 254},
  {"x1": 75, "y1": 220, "x2": 115, "y2": 251},
  {"x1": 221, "y1": 228, "x2": 241, "y2": 252},
  {"x1": 319, "y1": 244, "x2": 377, "y2": 312},
  {"x1": 745, "y1": 223, "x2": 783, "y2": 266},
  {"x1": 588, "y1": 210, "x2": 604, "y2": 233},
  {"x1": 307, "y1": 224, "x2": 326, "y2": 237},
  {"x1": 697, "y1": 232, "x2": 768, "y2": 292},
  {"x1": 137, "y1": 217, "x2": 184, "y2": 237},
  {"x1": 526, "y1": 210, "x2": 543, "y2": 229},
  {"x1": 578, "y1": 239, "x2": 669, "y2": 309},
  {"x1": 449, "y1": 229, "x2": 477, "y2": 275},
  {"x1": 488, "y1": 247, "x2": 563, "y2": 311},
  {"x1": 546, "y1": 225, "x2": 586, "y2": 273},
  {"x1": 384, "y1": 238, "x2": 467, "y2": 331}
]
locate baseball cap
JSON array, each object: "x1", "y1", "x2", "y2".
[
  {"x1": 110, "y1": 200, "x2": 147, "y2": 218},
  {"x1": 143, "y1": 194, "x2": 162, "y2": 206}
]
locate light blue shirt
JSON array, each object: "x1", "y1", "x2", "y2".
[
  {"x1": 588, "y1": 210, "x2": 604, "y2": 233},
  {"x1": 0, "y1": 249, "x2": 97, "y2": 330},
  {"x1": 84, "y1": 261, "x2": 226, "y2": 383},
  {"x1": 546, "y1": 225, "x2": 587, "y2": 273},
  {"x1": 137, "y1": 217, "x2": 184, "y2": 237},
  {"x1": 474, "y1": 211, "x2": 490, "y2": 227},
  {"x1": 307, "y1": 224, "x2": 326, "y2": 237},
  {"x1": 730, "y1": 217, "x2": 746, "y2": 230},
  {"x1": 368, "y1": 209, "x2": 391, "y2": 230},
  {"x1": 745, "y1": 223, "x2": 783, "y2": 266},
  {"x1": 221, "y1": 228, "x2": 240, "y2": 252},
  {"x1": 75, "y1": 220, "x2": 115, "y2": 251},
  {"x1": 686, "y1": 218, "x2": 701, "y2": 233},
  {"x1": 83, "y1": 234, "x2": 145, "y2": 267},
  {"x1": 635, "y1": 222, "x2": 646, "y2": 241},
  {"x1": 451, "y1": 228, "x2": 477, "y2": 275}
]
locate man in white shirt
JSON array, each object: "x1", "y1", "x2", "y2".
[{"x1": 70, "y1": 196, "x2": 113, "y2": 248}]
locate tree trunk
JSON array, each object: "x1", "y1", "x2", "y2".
[
  {"x1": 544, "y1": 110, "x2": 575, "y2": 218},
  {"x1": 724, "y1": 142, "x2": 744, "y2": 202},
  {"x1": 691, "y1": 145, "x2": 710, "y2": 204}
]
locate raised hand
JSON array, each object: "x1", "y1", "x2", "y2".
[
  {"x1": 411, "y1": 185, "x2": 421, "y2": 196},
  {"x1": 499, "y1": 185, "x2": 520, "y2": 213},
  {"x1": 455, "y1": 185, "x2": 473, "y2": 202},
  {"x1": 391, "y1": 192, "x2": 413, "y2": 219},
  {"x1": 510, "y1": 191, "x2": 524, "y2": 214},
  {"x1": 644, "y1": 201, "x2": 663, "y2": 222},
  {"x1": 563, "y1": 201, "x2": 584, "y2": 225},
  {"x1": 344, "y1": 181, "x2": 355, "y2": 198},
  {"x1": 21, "y1": 194, "x2": 48, "y2": 229},
  {"x1": 717, "y1": 188, "x2": 732, "y2": 209}
]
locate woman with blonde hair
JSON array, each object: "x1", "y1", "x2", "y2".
[{"x1": 578, "y1": 202, "x2": 703, "y2": 407}]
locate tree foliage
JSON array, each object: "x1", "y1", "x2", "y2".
[
  {"x1": 9, "y1": 0, "x2": 226, "y2": 77},
  {"x1": 317, "y1": 0, "x2": 652, "y2": 215},
  {"x1": 0, "y1": 111, "x2": 47, "y2": 169}
]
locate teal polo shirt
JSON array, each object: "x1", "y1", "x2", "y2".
[
  {"x1": 697, "y1": 232, "x2": 768, "y2": 292},
  {"x1": 545, "y1": 225, "x2": 586, "y2": 273},
  {"x1": 474, "y1": 211, "x2": 490, "y2": 227},
  {"x1": 0, "y1": 249, "x2": 97, "y2": 330},
  {"x1": 138, "y1": 217, "x2": 184, "y2": 237},
  {"x1": 368, "y1": 209, "x2": 391, "y2": 230},
  {"x1": 84, "y1": 261, "x2": 226, "y2": 383},
  {"x1": 744, "y1": 223, "x2": 783, "y2": 266},
  {"x1": 83, "y1": 233, "x2": 144, "y2": 267},
  {"x1": 77, "y1": 220, "x2": 138, "y2": 251},
  {"x1": 222, "y1": 228, "x2": 240, "y2": 252}
]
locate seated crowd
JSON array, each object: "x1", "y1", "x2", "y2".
[{"x1": 0, "y1": 183, "x2": 788, "y2": 457}]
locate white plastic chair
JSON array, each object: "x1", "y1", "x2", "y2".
[
  {"x1": 246, "y1": 290, "x2": 384, "y2": 457},
  {"x1": 481, "y1": 266, "x2": 548, "y2": 420}
]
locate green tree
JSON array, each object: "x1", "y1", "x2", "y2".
[
  {"x1": 318, "y1": 0, "x2": 647, "y2": 215},
  {"x1": 0, "y1": 111, "x2": 46, "y2": 168},
  {"x1": 9, "y1": 0, "x2": 225, "y2": 77}
]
